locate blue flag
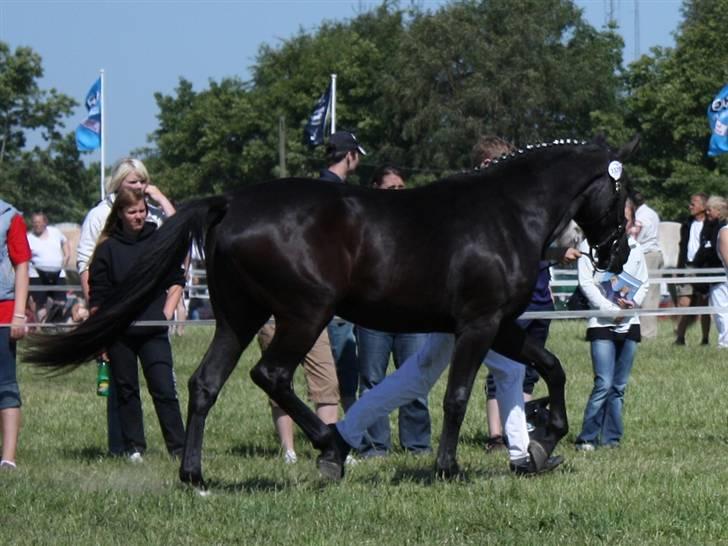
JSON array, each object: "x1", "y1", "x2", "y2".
[
  {"x1": 303, "y1": 83, "x2": 331, "y2": 147},
  {"x1": 707, "y1": 84, "x2": 728, "y2": 156},
  {"x1": 76, "y1": 78, "x2": 101, "y2": 151}
]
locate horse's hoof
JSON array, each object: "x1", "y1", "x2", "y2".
[
  {"x1": 435, "y1": 462, "x2": 461, "y2": 480},
  {"x1": 179, "y1": 468, "x2": 206, "y2": 490},
  {"x1": 317, "y1": 424, "x2": 350, "y2": 481},
  {"x1": 317, "y1": 457, "x2": 344, "y2": 481},
  {"x1": 510, "y1": 453, "x2": 564, "y2": 476},
  {"x1": 528, "y1": 440, "x2": 550, "y2": 471}
]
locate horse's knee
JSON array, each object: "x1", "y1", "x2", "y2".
[
  {"x1": 442, "y1": 388, "x2": 469, "y2": 422},
  {"x1": 187, "y1": 374, "x2": 219, "y2": 415},
  {"x1": 250, "y1": 362, "x2": 293, "y2": 396}
]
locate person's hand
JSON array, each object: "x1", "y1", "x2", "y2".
[
  {"x1": 10, "y1": 314, "x2": 27, "y2": 340},
  {"x1": 616, "y1": 298, "x2": 635, "y2": 309},
  {"x1": 560, "y1": 247, "x2": 582, "y2": 265},
  {"x1": 144, "y1": 184, "x2": 166, "y2": 204}
]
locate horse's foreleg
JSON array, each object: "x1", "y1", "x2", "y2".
[
  {"x1": 180, "y1": 326, "x2": 245, "y2": 490},
  {"x1": 436, "y1": 322, "x2": 497, "y2": 479},
  {"x1": 492, "y1": 322, "x2": 568, "y2": 467}
]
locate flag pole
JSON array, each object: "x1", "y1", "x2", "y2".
[
  {"x1": 99, "y1": 69, "x2": 106, "y2": 200},
  {"x1": 330, "y1": 73, "x2": 337, "y2": 134}
]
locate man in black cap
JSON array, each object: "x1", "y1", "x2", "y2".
[
  {"x1": 319, "y1": 131, "x2": 367, "y2": 184},
  {"x1": 319, "y1": 131, "x2": 367, "y2": 413}
]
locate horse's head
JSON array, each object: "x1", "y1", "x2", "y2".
[{"x1": 573, "y1": 136, "x2": 640, "y2": 273}]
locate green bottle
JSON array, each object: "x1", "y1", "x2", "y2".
[{"x1": 96, "y1": 358, "x2": 110, "y2": 397}]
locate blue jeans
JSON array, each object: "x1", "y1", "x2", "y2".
[
  {"x1": 0, "y1": 328, "x2": 20, "y2": 410},
  {"x1": 356, "y1": 327, "x2": 430, "y2": 454},
  {"x1": 577, "y1": 338, "x2": 637, "y2": 446},
  {"x1": 327, "y1": 319, "x2": 359, "y2": 402}
]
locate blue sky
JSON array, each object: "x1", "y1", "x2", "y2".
[{"x1": 1, "y1": 0, "x2": 682, "y2": 162}]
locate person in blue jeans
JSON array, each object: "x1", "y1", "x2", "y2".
[
  {"x1": 575, "y1": 200, "x2": 648, "y2": 451},
  {"x1": 354, "y1": 165, "x2": 431, "y2": 455},
  {"x1": 357, "y1": 327, "x2": 429, "y2": 455}
]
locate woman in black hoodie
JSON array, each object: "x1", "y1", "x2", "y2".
[{"x1": 89, "y1": 188, "x2": 185, "y2": 460}]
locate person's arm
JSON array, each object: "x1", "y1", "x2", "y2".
[
  {"x1": 544, "y1": 246, "x2": 581, "y2": 264},
  {"x1": 11, "y1": 261, "x2": 28, "y2": 340},
  {"x1": 145, "y1": 185, "x2": 176, "y2": 218},
  {"x1": 77, "y1": 205, "x2": 106, "y2": 278},
  {"x1": 718, "y1": 228, "x2": 728, "y2": 273},
  {"x1": 88, "y1": 244, "x2": 112, "y2": 311},
  {"x1": 629, "y1": 247, "x2": 650, "y2": 308},
  {"x1": 61, "y1": 234, "x2": 70, "y2": 269},
  {"x1": 576, "y1": 242, "x2": 619, "y2": 312},
  {"x1": 163, "y1": 285, "x2": 183, "y2": 320}
]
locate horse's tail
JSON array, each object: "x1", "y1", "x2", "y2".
[{"x1": 24, "y1": 194, "x2": 231, "y2": 372}]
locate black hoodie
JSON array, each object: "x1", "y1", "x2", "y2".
[{"x1": 89, "y1": 221, "x2": 185, "y2": 334}]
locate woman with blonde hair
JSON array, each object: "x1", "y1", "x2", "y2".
[
  {"x1": 705, "y1": 196, "x2": 728, "y2": 347},
  {"x1": 76, "y1": 157, "x2": 175, "y2": 455}
]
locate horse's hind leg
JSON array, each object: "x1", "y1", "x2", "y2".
[
  {"x1": 249, "y1": 318, "x2": 333, "y2": 451},
  {"x1": 492, "y1": 321, "x2": 568, "y2": 468},
  {"x1": 437, "y1": 320, "x2": 498, "y2": 478},
  {"x1": 180, "y1": 314, "x2": 263, "y2": 489}
]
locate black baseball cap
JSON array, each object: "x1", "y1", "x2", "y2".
[{"x1": 326, "y1": 131, "x2": 367, "y2": 155}]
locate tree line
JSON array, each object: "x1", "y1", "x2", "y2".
[{"x1": 2, "y1": 0, "x2": 727, "y2": 223}]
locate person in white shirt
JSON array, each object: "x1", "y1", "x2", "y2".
[
  {"x1": 675, "y1": 193, "x2": 711, "y2": 346},
  {"x1": 629, "y1": 191, "x2": 663, "y2": 339},
  {"x1": 76, "y1": 157, "x2": 176, "y2": 456},
  {"x1": 27, "y1": 212, "x2": 70, "y2": 318},
  {"x1": 575, "y1": 199, "x2": 649, "y2": 451}
]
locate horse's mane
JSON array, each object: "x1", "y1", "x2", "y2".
[{"x1": 433, "y1": 138, "x2": 605, "y2": 187}]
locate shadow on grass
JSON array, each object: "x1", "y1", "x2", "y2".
[
  {"x1": 200, "y1": 477, "x2": 290, "y2": 494},
  {"x1": 227, "y1": 442, "x2": 280, "y2": 458},
  {"x1": 63, "y1": 445, "x2": 108, "y2": 462}
]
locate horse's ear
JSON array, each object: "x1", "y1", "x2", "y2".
[
  {"x1": 592, "y1": 133, "x2": 608, "y2": 147},
  {"x1": 617, "y1": 134, "x2": 640, "y2": 160}
]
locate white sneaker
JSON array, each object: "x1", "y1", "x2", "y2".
[
  {"x1": 128, "y1": 452, "x2": 144, "y2": 463},
  {"x1": 284, "y1": 450, "x2": 297, "y2": 464},
  {"x1": 344, "y1": 454, "x2": 358, "y2": 466},
  {"x1": 575, "y1": 442, "x2": 595, "y2": 452}
]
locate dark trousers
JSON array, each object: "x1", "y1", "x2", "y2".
[
  {"x1": 107, "y1": 332, "x2": 185, "y2": 456},
  {"x1": 30, "y1": 270, "x2": 66, "y2": 309}
]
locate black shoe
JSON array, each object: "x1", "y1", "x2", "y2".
[
  {"x1": 674, "y1": 337, "x2": 686, "y2": 346},
  {"x1": 509, "y1": 455, "x2": 564, "y2": 476},
  {"x1": 701, "y1": 338, "x2": 710, "y2": 346},
  {"x1": 317, "y1": 424, "x2": 351, "y2": 481}
]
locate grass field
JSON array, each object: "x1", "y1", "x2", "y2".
[{"x1": 3, "y1": 319, "x2": 728, "y2": 545}]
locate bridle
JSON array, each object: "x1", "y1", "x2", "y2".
[{"x1": 579, "y1": 161, "x2": 625, "y2": 272}]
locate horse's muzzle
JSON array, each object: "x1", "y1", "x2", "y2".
[{"x1": 601, "y1": 234, "x2": 630, "y2": 274}]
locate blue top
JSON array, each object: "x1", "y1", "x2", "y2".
[{"x1": 319, "y1": 169, "x2": 344, "y2": 183}]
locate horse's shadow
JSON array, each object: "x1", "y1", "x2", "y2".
[
  {"x1": 199, "y1": 477, "x2": 290, "y2": 494},
  {"x1": 227, "y1": 442, "x2": 281, "y2": 459},
  {"x1": 63, "y1": 446, "x2": 108, "y2": 462}
]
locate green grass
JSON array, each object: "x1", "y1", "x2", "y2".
[{"x1": 3, "y1": 319, "x2": 728, "y2": 545}]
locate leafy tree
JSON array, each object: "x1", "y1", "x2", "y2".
[
  {"x1": 0, "y1": 42, "x2": 95, "y2": 223},
  {"x1": 615, "y1": 0, "x2": 728, "y2": 220},
  {"x1": 387, "y1": 0, "x2": 624, "y2": 180}
]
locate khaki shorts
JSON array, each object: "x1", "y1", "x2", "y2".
[
  {"x1": 675, "y1": 283, "x2": 694, "y2": 297},
  {"x1": 257, "y1": 322, "x2": 340, "y2": 406}
]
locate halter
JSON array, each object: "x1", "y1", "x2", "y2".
[{"x1": 581, "y1": 161, "x2": 625, "y2": 272}]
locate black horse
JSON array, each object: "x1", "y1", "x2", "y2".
[{"x1": 26, "y1": 137, "x2": 636, "y2": 489}]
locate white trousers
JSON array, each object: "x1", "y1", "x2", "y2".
[
  {"x1": 710, "y1": 282, "x2": 728, "y2": 348},
  {"x1": 336, "y1": 332, "x2": 529, "y2": 462}
]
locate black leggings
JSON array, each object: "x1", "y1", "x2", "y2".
[{"x1": 108, "y1": 332, "x2": 185, "y2": 456}]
